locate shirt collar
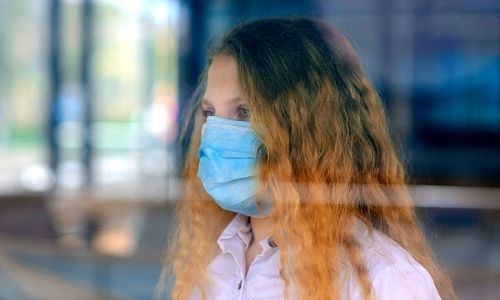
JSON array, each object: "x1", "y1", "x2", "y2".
[
  {"x1": 217, "y1": 214, "x2": 278, "y2": 253},
  {"x1": 217, "y1": 214, "x2": 252, "y2": 252}
]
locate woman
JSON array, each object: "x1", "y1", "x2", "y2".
[{"x1": 159, "y1": 17, "x2": 455, "y2": 299}]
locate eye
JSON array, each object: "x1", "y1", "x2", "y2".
[
  {"x1": 202, "y1": 109, "x2": 215, "y2": 117},
  {"x1": 237, "y1": 106, "x2": 250, "y2": 120}
]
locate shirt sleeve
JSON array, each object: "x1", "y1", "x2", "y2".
[{"x1": 371, "y1": 263, "x2": 441, "y2": 300}]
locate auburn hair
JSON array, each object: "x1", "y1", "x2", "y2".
[{"x1": 158, "y1": 17, "x2": 455, "y2": 299}]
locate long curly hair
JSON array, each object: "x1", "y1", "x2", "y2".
[{"x1": 158, "y1": 17, "x2": 455, "y2": 300}]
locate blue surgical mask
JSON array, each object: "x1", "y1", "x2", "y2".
[{"x1": 197, "y1": 116, "x2": 270, "y2": 217}]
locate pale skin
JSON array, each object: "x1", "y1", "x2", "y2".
[{"x1": 202, "y1": 55, "x2": 272, "y2": 274}]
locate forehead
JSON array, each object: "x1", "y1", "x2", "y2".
[{"x1": 204, "y1": 55, "x2": 243, "y2": 104}]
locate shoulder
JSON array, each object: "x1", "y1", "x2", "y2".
[
  {"x1": 347, "y1": 225, "x2": 441, "y2": 300},
  {"x1": 369, "y1": 261, "x2": 441, "y2": 300}
]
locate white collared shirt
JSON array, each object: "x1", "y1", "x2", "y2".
[{"x1": 190, "y1": 214, "x2": 441, "y2": 299}]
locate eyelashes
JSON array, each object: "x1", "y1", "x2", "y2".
[
  {"x1": 202, "y1": 109, "x2": 215, "y2": 117},
  {"x1": 202, "y1": 105, "x2": 250, "y2": 121}
]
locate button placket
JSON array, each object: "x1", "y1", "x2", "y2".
[
  {"x1": 237, "y1": 258, "x2": 245, "y2": 299},
  {"x1": 237, "y1": 277, "x2": 245, "y2": 300},
  {"x1": 245, "y1": 237, "x2": 278, "y2": 280}
]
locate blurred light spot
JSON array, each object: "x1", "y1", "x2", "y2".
[{"x1": 20, "y1": 164, "x2": 55, "y2": 192}]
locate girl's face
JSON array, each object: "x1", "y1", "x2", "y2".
[{"x1": 202, "y1": 55, "x2": 251, "y2": 122}]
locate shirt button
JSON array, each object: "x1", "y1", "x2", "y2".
[
  {"x1": 238, "y1": 280, "x2": 242, "y2": 290},
  {"x1": 268, "y1": 237, "x2": 277, "y2": 248}
]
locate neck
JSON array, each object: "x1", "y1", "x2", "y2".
[{"x1": 249, "y1": 216, "x2": 272, "y2": 246}]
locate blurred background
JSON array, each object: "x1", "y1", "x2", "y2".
[{"x1": 0, "y1": 0, "x2": 498, "y2": 299}]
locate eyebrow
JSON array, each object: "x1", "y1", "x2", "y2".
[{"x1": 202, "y1": 97, "x2": 245, "y2": 106}]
